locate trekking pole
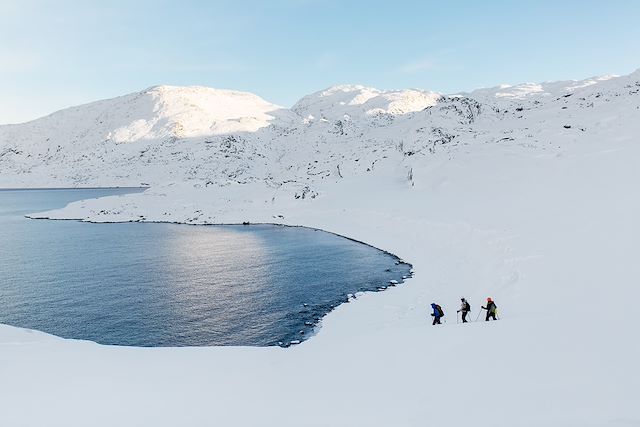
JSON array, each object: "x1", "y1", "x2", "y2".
[
  {"x1": 456, "y1": 311, "x2": 459, "y2": 324},
  {"x1": 474, "y1": 309, "x2": 482, "y2": 322}
]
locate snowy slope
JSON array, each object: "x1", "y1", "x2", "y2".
[
  {"x1": 0, "y1": 85, "x2": 296, "y2": 186},
  {"x1": 1, "y1": 71, "x2": 640, "y2": 427}
]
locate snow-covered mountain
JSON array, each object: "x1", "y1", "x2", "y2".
[
  {"x1": 0, "y1": 85, "x2": 297, "y2": 186},
  {"x1": 1, "y1": 71, "x2": 638, "y2": 192}
]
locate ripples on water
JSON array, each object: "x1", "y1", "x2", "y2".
[{"x1": 0, "y1": 189, "x2": 412, "y2": 347}]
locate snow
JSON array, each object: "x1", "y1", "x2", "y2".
[
  {"x1": 292, "y1": 85, "x2": 441, "y2": 119},
  {"x1": 1, "y1": 70, "x2": 640, "y2": 426},
  {"x1": 467, "y1": 73, "x2": 621, "y2": 101},
  {"x1": 0, "y1": 85, "x2": 296, "y2": 187}
]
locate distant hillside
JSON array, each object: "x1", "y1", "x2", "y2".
[{"x1": 1, "y1": 70, "x2": 638, "y2": 188}]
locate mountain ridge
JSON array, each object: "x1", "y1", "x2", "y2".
[{"x1": 1, "y1": 69, "x2": 639, "y2": 189}]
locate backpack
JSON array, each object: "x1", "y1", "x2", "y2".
[
  {"x1": 435, "y1": 304, "x2": 444, "y2": 317},
  {"x1": 465, "y1": 301, "x2": 471, "y2": 312}
]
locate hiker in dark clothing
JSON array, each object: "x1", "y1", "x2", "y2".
[
  {"x1": 482, "y1": 297, "x2": 497, "y2": 321},
  {"x1": 430, "y1": 303, "x2": 444, "y2": 325},
  {"x1": 457, "y1": 297, "x2": 471, "y2": 323}
]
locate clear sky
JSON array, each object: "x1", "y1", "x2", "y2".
[{"x1": 2, "y1": 0, "x2": 639, "y2": 124}]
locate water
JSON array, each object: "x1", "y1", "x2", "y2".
[{"x1": 0, "y1": 188, "x2": 411, "y2": 347}]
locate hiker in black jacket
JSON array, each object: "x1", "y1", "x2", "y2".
[
  {"x1": 457, "y1": 297, "x2": 471, "y2": 323},
  {"x1": 482, "y1": 297, "x2": 497, "y2": 321}
]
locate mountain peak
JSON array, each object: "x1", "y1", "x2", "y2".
[{"x1": 292, "y1": 85, "x2": 440, "y2": 120}]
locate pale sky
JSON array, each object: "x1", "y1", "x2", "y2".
[{"x1": 2, "y1": 0, "x2": 639, "y2": 124}]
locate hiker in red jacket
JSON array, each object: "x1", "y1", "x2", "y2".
[{"x1": 482, "y1": 297, "x2": 497, "y2": 321}]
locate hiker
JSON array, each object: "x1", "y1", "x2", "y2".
[
  {"x1": 457, "y1": 297, "x2": 471, "y2": 323},
  {"x1": 430, "y1": 303, "x2": 444, "y2": 325},
  {"x1": 481, "y1": 297, "x2": 497, "y2": 321}
]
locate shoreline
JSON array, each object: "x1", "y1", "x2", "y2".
[
  {"x1": 27, "y1": 213, "x2": 413, "y2": 267},
  {"x1": 13, "y1": 204, "x2": 415, "y2": 348}
]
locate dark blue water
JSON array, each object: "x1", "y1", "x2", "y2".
[{"x1": 0, "y1": 189, "x2": 411, "y2": 347}]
